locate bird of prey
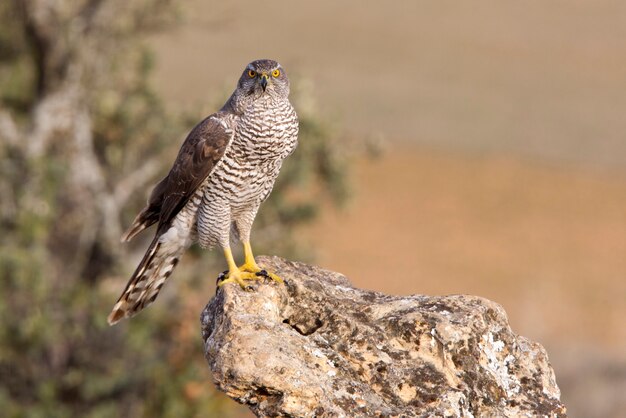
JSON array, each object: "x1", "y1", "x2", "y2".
[{"x1": 108, "y1": 59, "x2": 299, "y2": 325}]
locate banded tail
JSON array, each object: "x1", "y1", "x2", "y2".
[{"x1": 108, "y1": 236, "x2": 183, "y2": 325}]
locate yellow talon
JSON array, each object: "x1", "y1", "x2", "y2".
[
  {"x1": 263, "y1": 270, "x2": 283, "y2": 284},
  {"x1": 217, "y1": 269, "x2": 262, "y2": 288},
  {"x1": 217, "y1": 247, "x2": 256, "y2": 288},
  {"x1": 217, "y1": 243, "x2": 284, "y2": 287},
  {"x1": 239, "y1": 241, "x2": 283, "y2": 283},
  {"x1": 238, "y1": 262, "x2": 261, "y2": 273}
]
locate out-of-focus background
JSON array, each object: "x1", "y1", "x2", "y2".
[{"x1": 1, "y1": 1, "x2": 624, "y2": 417}]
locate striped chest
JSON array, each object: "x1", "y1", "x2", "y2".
[
  {"x1": 207, "y1": 97, "x2": 298, "y2": 207},
  {"x1": 231, "y1": 97, "x2": 299, "y2": 163}
]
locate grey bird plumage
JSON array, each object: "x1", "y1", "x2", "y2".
[{"x1": 108, "y1": 59, "x2": 298, "y2": 325}]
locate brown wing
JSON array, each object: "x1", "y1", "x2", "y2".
[{"x1": 121, "y1": 114, "x2": 232, "y2": 241}]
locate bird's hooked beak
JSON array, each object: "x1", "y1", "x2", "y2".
[{"x1": 260, "y1": 73, "x2": 269, "y2": 91}]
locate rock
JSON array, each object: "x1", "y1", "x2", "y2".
[{"x1": 201, "y1": 256, "x2": 567, "y2": 417}]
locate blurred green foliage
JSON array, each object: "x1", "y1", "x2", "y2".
[{"x1": 0, "y1": 1, "x2": 349, "y2": 417}]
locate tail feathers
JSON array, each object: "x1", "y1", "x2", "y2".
[
  {"x1": 108, "y1": 237, "x2": 182, "y2": 325},
  {"x1": 121, "y1": 210, "x2": 155, "y2": 242},
  {"x1": 121, "y1": 220, "x2": 148, "y2": 242}
]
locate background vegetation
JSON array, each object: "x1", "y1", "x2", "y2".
[{"x1": 0, "y1": 1, "x2": 349, "y2": 416}]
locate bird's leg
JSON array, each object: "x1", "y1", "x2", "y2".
[
  {"x1": 238, "y1": 241, "x2": 261, "y2": 272},
  {"x1": 238, "y1": 242, "x2": 283, "y2": 284},
  {"x1": 217, "y1": 246, "x2": 261, "y2": 288}
]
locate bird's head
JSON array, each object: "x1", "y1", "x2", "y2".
[{"x1": 236, "y1": 59, "x2": 290, "y2": 100}]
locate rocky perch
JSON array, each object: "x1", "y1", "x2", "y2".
[{"x1": 201, "y1": 256, "x2": 567, "y2": 417}]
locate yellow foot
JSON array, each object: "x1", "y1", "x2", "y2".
[
  {"x1": 238, "y1": 261, "x2": 262, "y2": 273},
  {"x1": 238, "y1": 262, "x2": 284, "y2": 284},
  {"x1": 217, "y1": 269, "x2": 263, "y2": 289}
]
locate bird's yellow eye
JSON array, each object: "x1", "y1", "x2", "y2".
[
  {"x1": 248, "y1": 70, "x2": 256, "y2": 78},
  {"x1": 272, "y1": 69, "x2": 281, "y2": 78}
]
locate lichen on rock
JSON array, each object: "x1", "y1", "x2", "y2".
[{"x1": 201, "y1": 256, "x2": 567, "y2": 417}]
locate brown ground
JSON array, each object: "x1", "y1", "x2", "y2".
[{"x1": 148, "y1": 1, "x2": 626, "y2": 416}]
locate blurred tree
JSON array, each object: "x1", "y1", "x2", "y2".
[{"x1": 0, "y1": 0, "x2": 349, "y2": 417}]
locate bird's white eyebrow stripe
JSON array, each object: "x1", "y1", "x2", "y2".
[{"x1": 247, "y1": 62, "x2": 281, "y2": 72}]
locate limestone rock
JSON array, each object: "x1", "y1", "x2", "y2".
[{"x1": 201, "y1": 256, "x2": 567, "y2": 417}]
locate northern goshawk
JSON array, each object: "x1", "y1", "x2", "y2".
[{"x1": 108, "y1": 59, "x2": 298, "y2": 325}]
